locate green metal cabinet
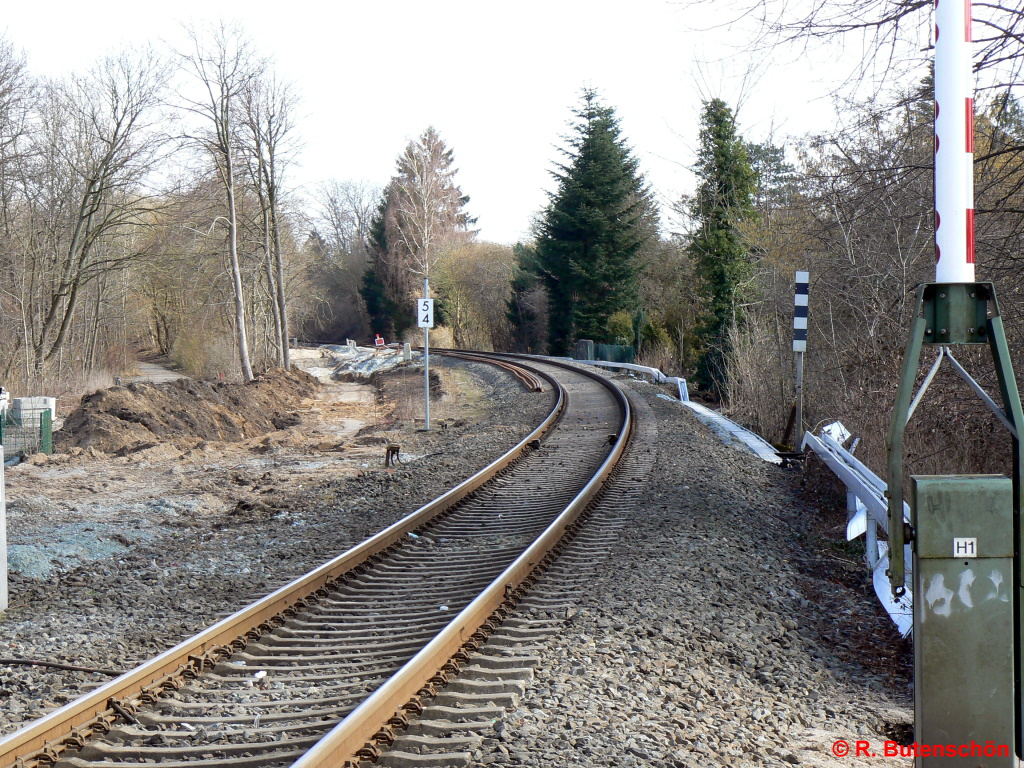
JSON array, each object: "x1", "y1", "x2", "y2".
[{"x1": 912, "y1": 475, "x2": 1015, "y2": 766}]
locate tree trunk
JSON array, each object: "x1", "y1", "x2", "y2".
[
  {"x1": 86, "y1": 280, "x2": 102, "y2": 376},
  {"x1": 269, "y1": 181, "x2": 289, "y2": 369},
  {"x1": 262, "y1": 205, "x2": 283, "y2": 366},
  {"x1": 226, "y1": 151, "x2": 254, "y2": 383}
]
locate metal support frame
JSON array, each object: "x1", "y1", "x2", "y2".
[{"x1": 886, "y1": 281, "x2": 1024, "y2": 755}]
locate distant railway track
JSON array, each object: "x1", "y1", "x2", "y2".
[{"x1": 0, "y1": 354, "x2": 632, "y2": 768}]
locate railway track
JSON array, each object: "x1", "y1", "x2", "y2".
[{"x1": 0, "y1": 354, "x2": 631, "y2": 768}]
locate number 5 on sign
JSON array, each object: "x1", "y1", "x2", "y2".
[{"x1": 417, "y1": 298, "x2": 434, "y2": 328}]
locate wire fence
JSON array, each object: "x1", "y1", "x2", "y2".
[
  {"x1": 0, "y1": 408, "x2": 53, "y2": 458},
  {"x1": 573, "y1": 340, "x2": 636, "y2": 364}
]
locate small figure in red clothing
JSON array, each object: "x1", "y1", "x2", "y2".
[{"x1": 374, "y1": 333, "x2": 385, "y2": 354}]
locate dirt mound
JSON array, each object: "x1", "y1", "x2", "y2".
[{"x1": 55, "y1": 369, "x2": 319, "y2": 455}]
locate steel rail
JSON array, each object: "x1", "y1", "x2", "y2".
[
  {"x1": 431, "y1": 350, "x2": 544, "y2": 392},
  {"x1": 0, "y1": 356, "x2": 565, "y2": 768},
  {"x1": 291, "y1": 355, "x2": 632, "y2": 768}
]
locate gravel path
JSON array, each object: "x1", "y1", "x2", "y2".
[{"x1": 125, "y1": 359, "x2": 188, "y2": 385}]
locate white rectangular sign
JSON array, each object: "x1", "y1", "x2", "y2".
[
  {"x1": 953, "y1": 537, "x2": 977, "y2": 558},
  {"x1": 417, "y1": 298, "x2": 434, "y2": 328}
]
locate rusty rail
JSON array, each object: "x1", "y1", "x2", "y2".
[
  {"x1": 0, "y1": 356, "x2": 565, "y2": 768},
  {"x1": 433, "y1": 349, "x2": 545, "y2": 392},
  {"x1": 291, "y1": 355, "x2": 632, "y2": 768}
]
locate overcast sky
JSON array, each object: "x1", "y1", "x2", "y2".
[{"x1": 2, "y1": 0, "x2": 873, "y2": 244}]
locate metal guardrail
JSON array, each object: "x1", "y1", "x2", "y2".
[
  {"x1": 802, "y1": 424, "x2": 913, "y2": 637},
  {"x1": 565, "y1": 358, "x2": 688, "y2": 394}
]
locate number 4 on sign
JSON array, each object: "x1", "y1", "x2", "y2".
[{"x1": 418, "y1": 299, "x2": 434, "y2": 328}]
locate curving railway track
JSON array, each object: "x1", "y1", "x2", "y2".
[{"x1": 0, "y1": 354, "x2": 631, "y2": 768}]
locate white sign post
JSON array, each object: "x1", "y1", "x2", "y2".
[{"x1": 418, "y1": 284, "x2": 435, "y2": 431}]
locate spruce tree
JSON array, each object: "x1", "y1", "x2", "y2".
[
  {"x1": 689, "y1": 98, "x2": 755, "y2": 396},
  {"x1": 360, "y1": 191, "x2": 403, "y2": 337},
  {"x1": 536, "y1": 89, "x2": 657, "y2": 355},
  {"x1": 507, "y1": 243, "x2": 545, "y2": 352}
]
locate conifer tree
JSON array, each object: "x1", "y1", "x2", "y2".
[
  {"x1": 536, "y1": 89, "x2": 657, "y2": 355},
  {"x1": 689, "y1": 98, "x2": 755, "y2": 396},
  {"x1": 361, "y1": 190, "x2": 402, "y2": 337},
  {"x1": 506, "y1": 243, "x2": 546, "y2": 352}
]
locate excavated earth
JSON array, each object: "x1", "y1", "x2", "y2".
[
  {"x1": 54, "y1": 369, "x2": 319, "y2": 455},
  {"x1": 0, "y1": 351, "x2": 913, "y2": 766}
]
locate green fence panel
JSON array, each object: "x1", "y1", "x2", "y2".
[
  {"x1": 594, "y1": 343, "x2": 635, "y2": 364},
  {"x1": 40, "y1": 410, "x2": 52, "y2": 455},
  {"x1": 1, "y1": 407, "x2": 53, "y2": 457}
]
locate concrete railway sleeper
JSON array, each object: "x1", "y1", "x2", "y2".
[
  {"x1": 370, "y1": 391, "x2": 649, "y2": 768},
  {"x1": 0, "y1": 355, "x2": 631, "y2": 768}
]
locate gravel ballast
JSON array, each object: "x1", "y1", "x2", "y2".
[
  {"x1": 0, "y1": 357, "x2": 554, "y2": 735},
  {"x1": 0, "y1": 361, "x2": 913, "y2": 767},
  {"x1": 467, "y1": 377, "x2": 912, "y2": 768}
]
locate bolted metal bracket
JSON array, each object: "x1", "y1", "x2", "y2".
[
  {"x1": 887, "y1": 283, "x2": 1023, "y2": 593},
  {"x1": 921, "y1": 283, "x2": 991, "y2": 345}
]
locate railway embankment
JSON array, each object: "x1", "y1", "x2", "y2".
[
  {"x1": 0, "y1": 355, "x2": 913, "y2": 766},
  {"x1": 0, "y1": 352, "x2": 552, "y2": 735},
  {"x1": 469, "y1": 379, "x2": 912, "y2": 768}
]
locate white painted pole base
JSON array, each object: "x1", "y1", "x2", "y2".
[{"x1": 1, "y1": 446, "x2": 7, "y2": 611}]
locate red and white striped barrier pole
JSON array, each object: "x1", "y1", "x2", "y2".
[{"x1": 934, "y1": 0, "x2": 975, "y2": 283}]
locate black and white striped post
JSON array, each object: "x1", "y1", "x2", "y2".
[{"x1": 794, "y1": 271, "x2": 809, "y2": 439}]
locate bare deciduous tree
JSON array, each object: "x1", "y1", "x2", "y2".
[
  {"x1": 433, "y1": 241, "x2": 516, "y2": 349},
  {"x1": 15, "y1": 48, "x2": 169, "y2": 373},
  {"x1": 686, "y1": 0, "x2": 1023, "y2": 93},
  {"x1": 177, "y1": 22, "x2": 265, "y2": 382},
  {"x1": 240, "y1": 71, "x2": 299, "y2": 369},
  {"x1": 384, "y1": 127, "x2": 473, "y2": 309},
  {"x1": 0, "y1": 37, "x2": 31, "y2": 381},
  {"x1": 313, "y1": 179, "x2": 378, "y2": 265}
]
